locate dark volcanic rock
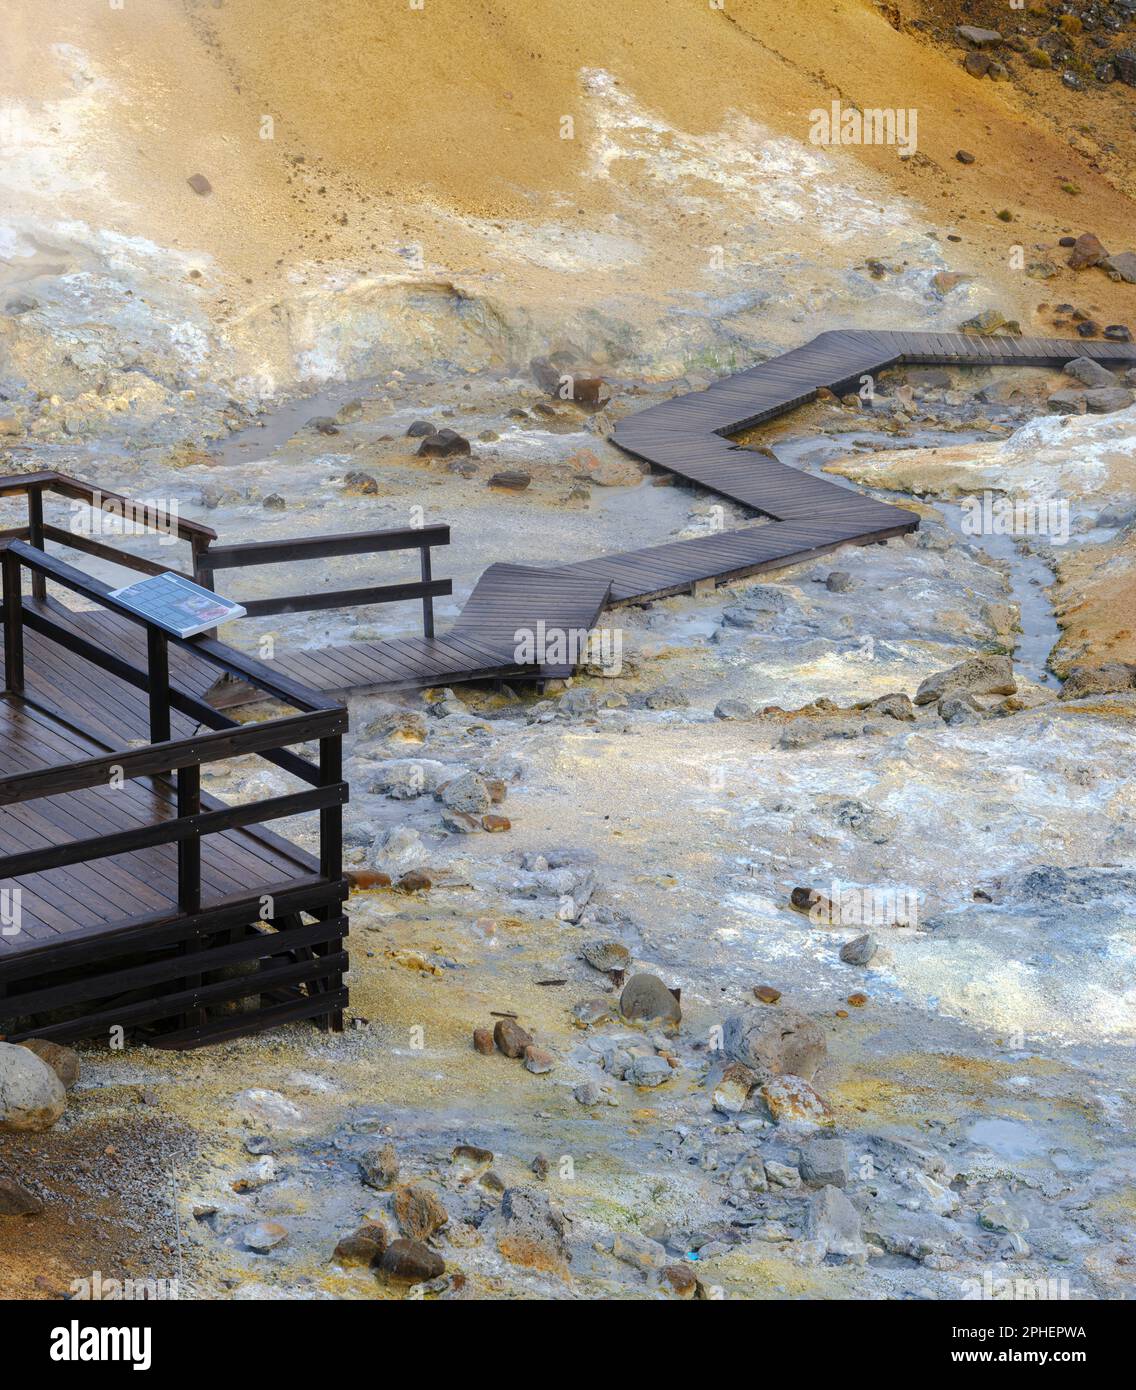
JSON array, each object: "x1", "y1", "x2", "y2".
[{"x1": 417, "y1": 428, "x2": 470, "y2": 458}]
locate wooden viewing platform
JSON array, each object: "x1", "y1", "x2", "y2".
[{"x1": 0, "y1": 483, "x2": 351, "y2": 1049}]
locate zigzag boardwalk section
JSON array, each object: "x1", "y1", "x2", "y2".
[{"x1": 261, "y1": 330, "x2": 1136, "y2": 692}]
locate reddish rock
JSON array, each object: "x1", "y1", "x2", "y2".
[
  {"x1": 333, "y1": 1222, "x2": 388, "y2": 1266},
  {"x1": 379, "y1": 1239, "x2": 445, "y2": 1284},
  {"x1": 493, "y1": 1018, "x2": 533, "y2": 1058},
  {"x1": 481, "y1": 814, "x2": 511, "y2": 832},
  {"x1": 393, "y1": 1182, "x2": 449, "y2": 1241},
  {"x1": 348, "y1": 869, "x2": 392, "y2": 890},
  {"x1": 473, "y1": 1027, "x2": 495, "y2": 1055},
  {"x1": 395, "y1": 870, "x2": 432, "y2": 893},
  {"x1": 753, "y1": 984, "x2": 782, "y2": 1004},
  {"x1": 1067, "y1": 233, "x2": 1107, "y2": 270}
]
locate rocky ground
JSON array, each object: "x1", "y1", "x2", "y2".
[{"x1": 2, "y1": 0, "x2": 1135, "y2": 1303}]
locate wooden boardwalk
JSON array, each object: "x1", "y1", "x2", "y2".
[
  {"x1": 1, "y1": 538, "x2": 349, "y2": 1050},
  {"x1": 249, "y1": 329, "x2": 1136, "y2": 694}
]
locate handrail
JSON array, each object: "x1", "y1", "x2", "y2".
[
  {"x1": 1, "y1": 537, "x2": 347, "y2": 912},
  {"x1": 2, "y1": 538, "x2": 343, "y2": 713},
  {"x1": 192, "y1": 520, "x2": 452, "y2": 637},
  {"x1": 0, "y1": 469, "x2": 215, "y2": 543},
  {"x1": 0, "y1": 707, "x2": 345, "y2": 806},
  {"x1": 0, "y1": 469, "x2": 215, "y2": 600},
  {"x1": 198, "y1": 524, "x2": 450, "y2": 569}
]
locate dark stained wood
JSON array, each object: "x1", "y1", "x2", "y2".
[{"x1": 0, "y1": 540, "x2": 350, "y2": 1049}]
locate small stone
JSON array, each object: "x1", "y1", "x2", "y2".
[
  {"x1": 582, "y1": 940, "x2": 631, "y2": 973},
  {"x1": 379, "y1": 1239, "x2": 445, "y2": 1283},
  {"x1": 343, "y1": 470, "x2": 379, "y2": 494},
  {"x1": 620, "y1": 973, "x2": 681, "y2": 1024},
  {"x1": 1104, "y1": 325, "x2": 1133, "y2": 343},
  {"x1": 963, "y1": 51, "x2": 992, "y2": 77},
  {"x1": 440, "y1": 772, "x2": 491, "y2": 814},
  {"x1": 713, "y1": 698, "x2": 753, "y2": 722},
  {"x1": 753, "y1": 984, "x2": 781, "y2": 1004},
  {"x1": 761, "y1": 1075, "x2": 833, "y2": 1130},
  {"x1": 309, "y1": 416, "x2": 340, "y2": 435},
  {"x1": 1063, "y1": 356, "x2": 1117, "y2": 388},
  {"x1": 955, "y1": 150, "x2": 975, "y2": 164},
  {"x1": 839, "y1": 933, "x2": 876, "y2": 966},
  {"x1": 914, "y1": 654, "x2": 1015, "y2": 706},
  {"x1": 359, "y1": 1142, "x2": 400, "y2": 1190},
  {"x1": 612, "y1": 1231, "x2": 668, "y2": 1270},
  {"x1": 406, "y1": 419, "x2": 436, "y2": 437},
  {"x1": 765, "y1": 1161, "x2": 801, "y2": 1189},
  {"x1": 0, "y1": 1043, "x2": 66, "y2": 1132},
  {"x1": 572, "y1": 997, "x2": 612, "y2": 1027},
  {"x1": 807, "y1": 1185, "x2": 867, "y2": 1262},
  {"x1": 187, "y1": 173, "x2": 212, "y2": 195},
  {"x1": 627, "y1": 1055, "x2": 673, "y2": 1087},
  {"x1": 799, "y1": 1137, "x2": 850, "y2": 1188},
  {"x1": 473, "y1": 1027, "x2": 495, "y2": 1055},
  {"x1": 451, "y1": 1145, "x2": 494, "y2": 1181},
  {"x1": 494, "y1": 1018, "x2": 534, "y2": 1058},
  {"x1": 1084, "y1": 387, "x2": 1134, "y2": 414},
  {"x1": 496, "y1": 1187, "x2": 570, "y2": 1276},
  {"x1": 393, "y1": 1182, "x2": 449, "y2": 1241},
  {"x1": 481, "y1": 813, "x2": 511, "y2": 832},
  {"x1": 417, "y1": 428, "x2": 470, "y2": 458},
  {"x1": 523, "y1": 1045, "x2": 554, "y2": 1075},
  {"x1": 866, "y1": 692, "x2": 915, "y2": 721},
  {"x1": 978, "y1": 1204, "x2": 1029, "y2": 1235},
  {"x1": 1067, "y1": 232, "x2": 1107, "y2": 270},
  {"x1": 644, "y1": 684, "x2": 688, "y2": 710},
  {"x1": 825, "y1": 570, "x2": 853, "y2": 593},
  {"x1": 847, "y1": 992, "x2": 869, "y2": 1008},
  {"x1": 333, "y1": 1223, "x2": 388, "y2": 1266},
  {"x1": 0, "y1": 1176, "x2": 43, "y2": 1216},
  {"x1": 262, "y1": 493, "x2": 286, "y2": 511},
  {"x1": 712, "y1": 1061, "x2": 758, "y2": 1115},
  {"x1": 487, "y1": 470, "x2": 531, "y2": 490},
  {"x1": 956, "y1": 25, "x2": 1002, "y2": 47},
  {"x1": 396, "y1": 870, "x2": 432, "y2": 893},
  {"x1": 441, "y1": 809, "x2": 481, "y2": 834},
  {"x1": 574, "y1": 1082, "x2": 602, "y2": 1106},
  {"x1": 1102, "y1": 252, "x2": 1136, "y2": 284},
  {"x1": 17, "y1": 1040, "x2": 79, "y2": 1091},
  {"x1": 659, "y1": 1263, "x2": 698, "y2": 1298},
  {"x1": 724, "y1": 1008, "x2": 827, "y2": 1081},
  {"x1": 243, "y1": 1221, "x2": 288, "y2": 1252}
]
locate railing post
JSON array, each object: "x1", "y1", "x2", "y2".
[
  {"x1": 319, "y1": 734, "x2": 342, "y2": 883},
  {"x1": 2, "y1": 548, "x2": 24, "y2": 695},
  {"x1": 176, "y1": 764, "x2": 202, "y2": 913},
  {"x1": 147, "y1": 626, "x2": 171, "y2": 744},
  {"x1": 26, "y1": 486, "x2": 46, "y2": 603},
  {"x1": 192, "y1": 538, "x2": 219, "y2": 641},
  {"x1": 420, "y1": 543, "x2": 435, "y2": 640}
]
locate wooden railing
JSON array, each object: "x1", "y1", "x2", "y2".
[
  {"x1": 0, "y1": 470, "x2": 216, "y2": 600},
  {"x1": 195, "y1": 524, "x2": 452, "y2": 638},
  {"x1": 0, "y1": 539, "x2": 346, "y2": 915}
]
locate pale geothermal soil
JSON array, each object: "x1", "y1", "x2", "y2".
[{"x1": 2, "y1": 0, "x2": 1136, "y2": 1301}]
